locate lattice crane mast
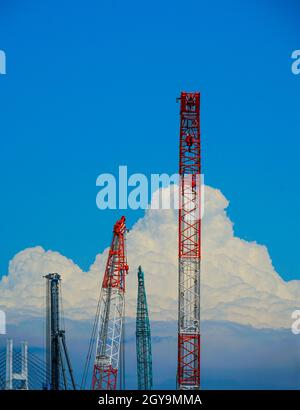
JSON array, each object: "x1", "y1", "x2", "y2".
[
  {"x1": 92, "y1": 216, "x2": 128, "y2": 390},
  {"x1": 136, "y1": 266, "x2": 153, "y2": 390},
  {"x1": 44, "y1": 273, "x2": 76, "y2": 390},
  {"x1": 177, "y1": 92, "x2": 201, "y2": 390}
]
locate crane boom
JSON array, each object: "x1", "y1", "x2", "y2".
[
  {"x1": 92, "y1": 216, "x2": 128, "y2": 390},
  {"x1": 136, "y1": 266, "x2": 153, "y2": 390},
  {"x1": 177, "y1": 92, "x2": 201, "y2": 390}
]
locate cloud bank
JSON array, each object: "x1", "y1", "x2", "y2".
[{"x1": 0, "y1": 185, "x2": 299, "y2": 329}]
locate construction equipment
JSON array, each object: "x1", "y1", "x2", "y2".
[
  {"x1": 92, "y1": 216, "x2": 128, "y2": 390},
  {"x1": 44, "y1": 273, "x2": 76, "y2": 390},
  {"x1": 177, "y1": 92, "x2": 201, "y2": 390},
  {"x1": 136, "y1": 266, "x2": 153, "y2": 390}
]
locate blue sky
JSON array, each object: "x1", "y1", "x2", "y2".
[{"x1": 0, "y1": 0, "x2": 299, "y2": 282}]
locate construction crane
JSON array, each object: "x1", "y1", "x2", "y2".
[
  {"x1": 177, "y1": 92, "x2": 201, "y2": 390},
  {"x1": 92, "y1": 216, "x2": 128, "y2": 390},
  {"x1": 44, "y1": 273, "x2": 76, "y2": 390},
  {"x1": 136, "y1": 266, "x2": 153, "y2": 390}
]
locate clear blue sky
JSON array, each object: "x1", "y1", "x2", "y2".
[{"x1": 0, "y1": 0, "x2": 299, "y2": 280}]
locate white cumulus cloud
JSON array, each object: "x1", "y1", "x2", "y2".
[{"x1": 0, "y1": 185, "x2": 299, "y2": 329}]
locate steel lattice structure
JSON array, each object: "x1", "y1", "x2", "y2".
[
  {"x1": 136, "y1": 266, "x2": 153, "y2": 390},
  {"x1": 177, "y1": 92, "x2": 201, "y2": 390},
  {"x1": 92, "y1": 216, "x2": 128, "y2": 390},
  {"x1": 44, "y1": 273, "x2": 76, "y2": 390}
]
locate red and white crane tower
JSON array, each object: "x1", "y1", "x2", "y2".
[
  {"x1": 92, "y1": 216, "x2": 128, "y2": 390},
  {"x1": 177, "y1": 92, "x2": 201, "y2": 390}
]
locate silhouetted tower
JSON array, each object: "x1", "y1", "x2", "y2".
[
  {"x1": 136, "y1": 266, "x2": 152, "y2": 390},
  {"x1": 45, "y1": 273, "x2": 76, "y2": 390},
  {"x1": 177, "y1": 92, "x2": 201, "y2": 390},
  {"x1": 92, "y1": 216, "x2": 128, "y2": 390}
]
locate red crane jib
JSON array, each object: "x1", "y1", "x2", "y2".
[
  {"x1": 102, "y1": 216, "x2": 128, "y2": 291},
  {"x1": 92, "y1": 216, "x2": 128, "y2": 390},
  {"x1": 178, "y1": 91, "x2": 201, "y2": 390}
]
